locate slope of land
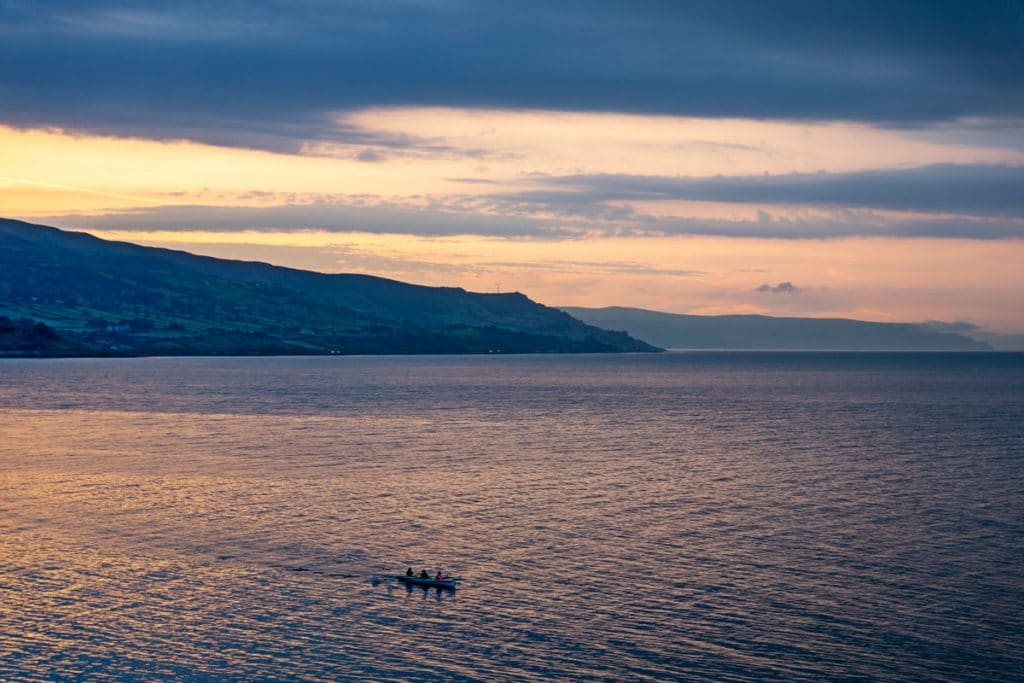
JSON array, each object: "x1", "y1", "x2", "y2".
[
  {"x1": 0, "y1": 219, "x2": 659, "y2": 356},
  {"x1": 561, "y1": 306, "x2": 991, "y2": 351}
]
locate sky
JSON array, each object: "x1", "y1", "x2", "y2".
[{"x1": 2, "y1": 1, "x2": 1024, "y2": 332}]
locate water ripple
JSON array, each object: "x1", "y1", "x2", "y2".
[{"x1": 1, "y1": 353, "x2": 1022, "y2": 681}]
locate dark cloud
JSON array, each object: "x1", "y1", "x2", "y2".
[
  {"x1": 756, "y1": 282, "x2": 798, "y2": 294},
  {"x1": 657, "y1": 213, "x2": 1024, "y2": 239},
  {"x1": 354, "y1": 148, "x2": 386, "y2": 163},
  {"x1": 509, "y1": 164, "x2": 1024, "y2": 219},
  {"x1": 2, "y1": 0, "x2": 1022, "y2": 150}
]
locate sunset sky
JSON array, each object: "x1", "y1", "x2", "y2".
[{"x1": 2, "y1": 1, "x2": 1023, "y2": 332}]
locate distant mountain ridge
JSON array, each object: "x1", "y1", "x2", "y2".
[
  {"x1": 561, "y1": 306, "x2": 991, "y2": 351},
  {"x1": 0, "y1": 218, "x2": 658, "y2": 356}
]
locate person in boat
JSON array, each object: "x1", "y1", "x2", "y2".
[
  {"x1": 406, "y1": 567, "x2": 414, "y2": 577},
  {"x1": 419, "y1": 569, "x2": 429, "y2": 579},
  {"x1": 436, "y1": 571, "x2": 444, "y2": 581}
]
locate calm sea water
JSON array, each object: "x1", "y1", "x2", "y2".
[{"x1": 1, "y1": 353, "x2": 1022, "y2": 682}]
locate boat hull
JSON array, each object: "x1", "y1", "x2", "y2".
[{"x1": 395, "y1": 575, "x2": 457, "y2": 589}]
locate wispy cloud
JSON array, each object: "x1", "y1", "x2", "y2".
[
  {"x1": 39, "y1": 187, "x2": 1024, "y2": 241},
  {"x1": 39, "y1": 200, "x2": 581, "y2": 238},
  {"x1": 481, "y1": 259, "x2": 704, "y2": 278},
  {"x1": 0, "y1": 175, "x2": 174, "y2": 205}
]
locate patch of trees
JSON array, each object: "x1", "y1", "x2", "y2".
[{"x1": 0, "y1": 316, "x2": 60, "y2": 347}]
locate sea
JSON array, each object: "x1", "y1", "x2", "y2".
[{"x1": 0, "y1": 352, "x2": 1021, "y2": 682}]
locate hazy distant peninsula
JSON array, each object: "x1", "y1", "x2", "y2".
[
  {"x1": 0, "y1": 218, "x2": 659, "y2": 357},
  {"x1": 561, "y1": 306, "x2": 992, "y2": 351}
]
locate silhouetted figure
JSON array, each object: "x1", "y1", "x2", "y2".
[
  {"x1": 406, "y1": 567, "x2": 414, "y2": 577},
  {"x1": 420, "y1": 569, "x2": 429, "y2": 579},
  {"x1": 436, "y1": 572, "x2": 444, "y2": 580}
]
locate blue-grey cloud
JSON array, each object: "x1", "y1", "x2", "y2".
[
  {"x1": 507, "y1": 164, "x2": 1024, "y2": 218},
  {"x1": 2, "y1": 0, "x2": 1023, "y2": 150},
  {"x1": 757, "y1": 282, "x2": 798, "y2": 294}
]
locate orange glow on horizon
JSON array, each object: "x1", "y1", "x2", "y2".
[{"x1": 3, "y1": 108, "x2": 1024, "y2": 334}]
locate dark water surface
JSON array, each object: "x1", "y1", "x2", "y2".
[{"x1": 1, "y1": 353, "x2": 1022, "y2": 681}]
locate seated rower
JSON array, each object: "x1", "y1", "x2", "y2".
[
  {"x1": 420, "y1": 569, "x2": 429, "y2": 579},
  {"x1": 406, "y1": 567, "x2": 414, "y2": 577},
  {"x1": 436, "y1": 572, "x2": 444, "y2": 581}
]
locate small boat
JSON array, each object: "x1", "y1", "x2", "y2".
[{"x1": 393, "y1": 574, "x2": 458, "y2": 589}]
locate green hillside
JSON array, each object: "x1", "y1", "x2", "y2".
[{"x1": 0, "y1": 219, "x2": 659, "y2": 356}]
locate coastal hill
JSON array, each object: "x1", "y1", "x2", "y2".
[
  {"x1": 0, "y1": 218, "x2": 659, "y2": 356},
  {"x1": 561, "y1": 306, "x2": 991, "y2": 351}
]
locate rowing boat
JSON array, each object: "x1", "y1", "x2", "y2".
[{"x1": 393, "y1": 574, "x2": 458, "y2": 589}]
